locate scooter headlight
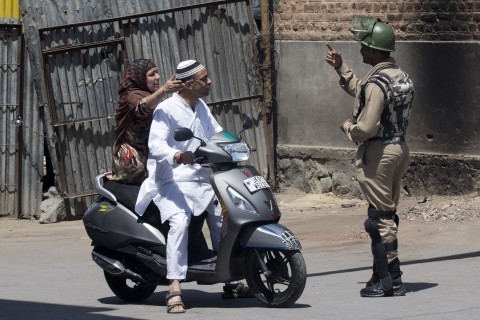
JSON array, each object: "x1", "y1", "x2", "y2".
[
  {"x1": 218, "y1": 141, "x2": 251, "y2": 162},
  {"x1": 226, "y1": 187, "x2": 257, "y2": 214}
]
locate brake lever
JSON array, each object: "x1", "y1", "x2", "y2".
[{"x1": 194, "y1": 156, "x2": 207, "y2": 163}]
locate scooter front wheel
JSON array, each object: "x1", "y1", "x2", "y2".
[
  {"x1": 245, "y1": 249, "x2": 307, "y2": 307},
  {"x1": 104, "y1": 271, "x2": 157, "y2": 302}
]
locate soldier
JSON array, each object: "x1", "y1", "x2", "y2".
[{"x1": 325, "y1": 16, "x2": 414, "y2": 297}]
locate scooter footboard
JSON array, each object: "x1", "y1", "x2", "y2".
[{"x1": 238, "y1": 223, "x2": 302, "y2": 250}]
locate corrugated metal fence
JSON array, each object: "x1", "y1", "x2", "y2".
[
  {"x1": 0, "y1": 23, "x2": 21, "y2": 217},
  {"x1": 1, "y1": 0, "x2": 43, "y2": 218},
  {"x1": 29, "y1": 0, "x2": 267, "y2": 216}
]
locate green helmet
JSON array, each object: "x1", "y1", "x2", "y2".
[{"x1": 350, "y1": 16, "x2": 395, "y2": 52}]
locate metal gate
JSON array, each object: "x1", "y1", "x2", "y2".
[
  {"x1": 39, "y1": 0, "x2": 266, "y2": 216},
  {"x1": 40, "y1": 23, "x2": 127, "y2": 216}
]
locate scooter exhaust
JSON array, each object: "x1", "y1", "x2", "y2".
[{"x1": 91, "y1": 250, "x2": 148, "y2": 284}]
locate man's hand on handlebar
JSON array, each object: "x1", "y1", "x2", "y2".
[{"x1": 175, "y1": 151, "x2": 195, "y2": 165}]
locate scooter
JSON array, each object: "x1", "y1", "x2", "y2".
[{"x1": 83, "y1": 116, "x2": 307, "y2": 307}]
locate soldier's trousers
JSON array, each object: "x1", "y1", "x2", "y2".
[{"x1": 355, "y1": 140, "x2": 409, "y2": 263}]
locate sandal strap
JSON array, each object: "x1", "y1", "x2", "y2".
[
  {"x1": 166, "y1": 290, "x2": 183, "y2": 302},
  {"x1": 167, "y1": 301, "x2": 186, "y2": 313}
]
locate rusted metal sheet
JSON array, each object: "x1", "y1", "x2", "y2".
[
  {"x1": 17, "y1": 49, "x2": 44, "y2": 219},
  {"x1": 0, "y1": 23, "x2": 21, "y2": 217},
  {"x1": 26, "y1": 0, "x2": 265, "y2": 216},
  {"x1": 0, "y1": 22, "x2": 43, "y2": 219}
]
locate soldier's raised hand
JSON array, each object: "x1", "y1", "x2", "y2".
[{"x1": 325, "y1": 43, "x2": 343, "y2": 69}]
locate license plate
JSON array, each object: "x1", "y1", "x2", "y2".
[{"x1": 244, "y1": 176, "x2": 270, "y2": 193}]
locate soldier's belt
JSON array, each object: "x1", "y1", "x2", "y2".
[{"x1": 368, "y1": 136, "x2": 405, "y2": 144}]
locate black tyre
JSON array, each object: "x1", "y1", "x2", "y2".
[
  {"x1": 245, "y1": 249, "x2": 307, "y2": 307},
  {"x1": 104, "y1": 271, "x2": 157, "y2": 302}
]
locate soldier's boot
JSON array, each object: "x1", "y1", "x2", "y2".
[
  {"x1": 361, "y1": 214, "x2": 406, "y2": 297},
  {"x1": 361, "y1": 259, "x2": 406, "y2": 297},
  {"x1": 360, "y1": 274, "x2": 394, "y2": 297}
]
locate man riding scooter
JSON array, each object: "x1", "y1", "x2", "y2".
[{"x1": 135, "y1": 59, "x2": 252, "y2": 313}]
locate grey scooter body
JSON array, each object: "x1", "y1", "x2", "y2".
[
  {"x1": 84, "y1": 176, "x2": 221, "y2": 284},
  {"x1": 83, "y1": 119, "x2": 307, "y2": 307},
  {"x1": 211, "y1": 165, "x2": 301, "y2": 281}
]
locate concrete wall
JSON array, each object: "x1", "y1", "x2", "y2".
[
  {"x1": 277, "y1": 40, "x2": 480, "y2": 154},
  {"x1": 275, "y1": 40, "x2": 480, "y2": 196}
]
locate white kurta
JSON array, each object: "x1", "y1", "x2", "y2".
[{"x1": 135, "y1": 92, "x2": 222, "y2": 222}]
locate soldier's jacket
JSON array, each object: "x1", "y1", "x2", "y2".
[{"x1": 335, "y1": 57, "x2": 414, "y2": 144}]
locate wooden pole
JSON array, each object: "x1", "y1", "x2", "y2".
[{"x1": 261, "y1": 0, "x2": 276, "y2": 189}]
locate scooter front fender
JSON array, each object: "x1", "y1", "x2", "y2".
[{"x1": 238, "y1": 223, "x2": 302, "y2": 250}]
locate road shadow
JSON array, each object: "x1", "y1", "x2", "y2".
[
  {"x1": 307, "y1": 250, "x2": 480, "y2": 278},
  {"x1": 403, "y1": 282, "x2": 438, "y2": 293},
  {"x1": 0, "y1": 299, "x2": 141, "y2": 320},
  {"x1": 99, "y1": 289, "x2": 311, "y2": 309},
  {"x1": 353, "y1": 281, "x2": 438, "y2": 293}
]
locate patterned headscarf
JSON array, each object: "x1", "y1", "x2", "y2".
[{"x1": 118, "y1": 59, "x2": 156, "y2": 94}]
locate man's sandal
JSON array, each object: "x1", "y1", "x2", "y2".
[
  {"x1": 166, "y1": 291, "x2": 186, "y2": 314},
  {"x1": 222, "y1": 282, "x2": 255, "y2": 299}
]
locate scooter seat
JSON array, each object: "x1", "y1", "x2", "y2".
[
  {"x1": 103, "y1": 179, "x2": 141, "y2": 213},
  {"x1": 103, "y1": 179, "x2": 164, "y2": 231},
  {"x1": 102, "y1": 180, "x2": 159, "y2": 216}
]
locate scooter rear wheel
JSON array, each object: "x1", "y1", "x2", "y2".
[
  {"x1": 245, "y1": 249, "x2": 306, "y2": 308},
  {"x1": 104, "y1": 271, "x2": 157, "y2": 302}
]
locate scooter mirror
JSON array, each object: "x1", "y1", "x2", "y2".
[{"x1": 174, "y1": 127, "x2": 194, "y2": 141}]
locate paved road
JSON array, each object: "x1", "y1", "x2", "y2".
[{"x1": 1, "y1": 217, "x2": 479, "y2": 320}]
